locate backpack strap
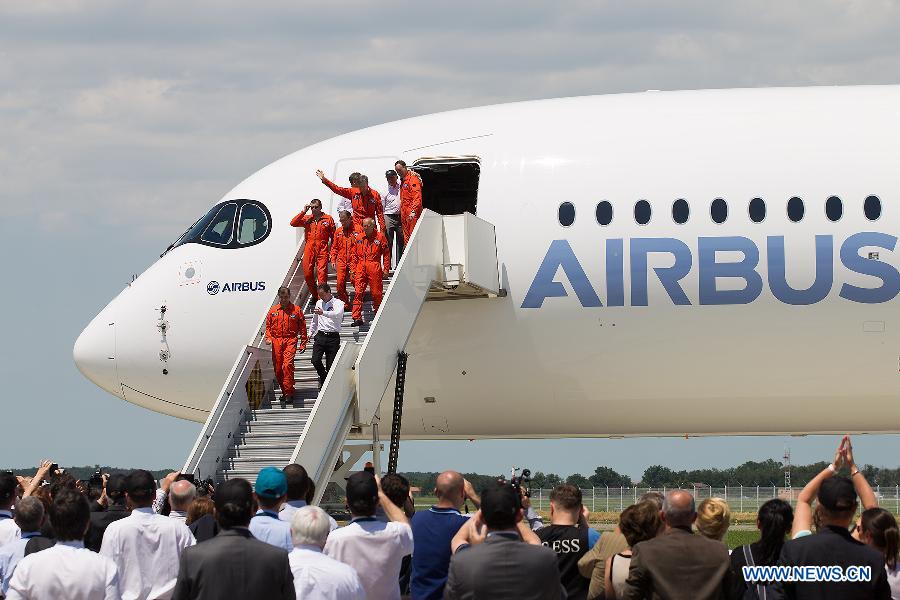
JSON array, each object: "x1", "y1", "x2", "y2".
[{"x1": 742, "y1": 545, "x2": 766, "y2": 600}]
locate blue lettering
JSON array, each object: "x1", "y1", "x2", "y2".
[
  {"x1": 223, "y1": 283, "x2": 231, "y2": 292},
  {"x1": 606, "y1": 239, "x2": 625, "y2": 307},
  {"x1": 521, "y1": 240, "x2": 602, "y2": 308},
  {"x1": 258, "y1": 281, "x2": 266, "y2": 291},
  {"x1": 698, "y1": 236, "x2": 763, "y2": 305},
  {"x1": 768, "y1": 235, "x2": 833, "y2": 305},
  {"x1": 839, "y1": 232, "x2": 900, "y2": 303},
  {"x1": 630, "y1": 238, "x2": 692, "y2": 306}
]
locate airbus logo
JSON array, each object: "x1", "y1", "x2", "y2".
[{"x1": 207, "y1": 281, "x2": 266, "y2": 295}]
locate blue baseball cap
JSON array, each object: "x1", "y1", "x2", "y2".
[{"x1": 255, "y1": 467, "x2": 288, "y2": 499}]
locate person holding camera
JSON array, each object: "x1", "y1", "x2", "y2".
[
  {"x1": 86, "y1": 474, "x2": 130, "y2": 552},
  {"x1": 536, "y1": 484, "x2": 600, "y2": 600}
]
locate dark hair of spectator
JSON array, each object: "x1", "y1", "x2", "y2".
[
  {"x1": 619, "y1": 502, "x2": 662, "y2": 547},
  {"x1": 14, "y1": 497, "x2": 44, "y2": 532},
  {"x1": 639, "y1": 491, "x2": 665, "y2": 510},
  {"x1": 305, "y1": 480, "x2": 316, "y2": 504},
  {"x1": 317, "y1": 283, "x2": 332, "y2": 295},
  {"x1": 754, "y1": 499, "x2": 793, "y2": 566},
  {"x1": 126, "y1": 470, "x2": 157, "y2": 504},
  {"x1": 861, "y1": 507, "x2": 900, "y2": 570},
  {"x1": 550, "y1": 484, "x2": 583, "y2": 511},
  {"x1": 50, "y1": 473, "x2": 78, "y2": 500},
  {"x1": 50, "y1": 489, "x2": 91, "y2": 541},
  {"x1": 215, "y1": 479, "x2": 254, "y2": 528},
  {"x1": 283, "y1": 464, "x2": 310, "y2": 501},
  {"x1": 381, "y1": 474, "x2": 411, "y2": 509},
  {"x1": 346, "y1": 472, "x2": 378, "y2": 516},
  {"x1": 106, "y1": 473, "x2": 128, "y2": 504},
  {"x1": 0, "y1": 472, "x2": 15, "y2": 505},
  {"x1": 480, "y1": 480, "x2": 521, "y2": 530},
  {"x1": 187, "y1": 497, "x2": 216, "y2": 526}
]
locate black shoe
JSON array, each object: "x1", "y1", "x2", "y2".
[{"x1": 351, "y1": 319, "x2": 364, "y2": 327}]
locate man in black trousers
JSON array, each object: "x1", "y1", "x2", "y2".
[{"x1": 309, "y1": 283, "x2": 344, "y2": 388}]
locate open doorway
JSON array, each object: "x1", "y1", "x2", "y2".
[{"x1": 412, "y1": 157, "x2": 480, "y2": 216}]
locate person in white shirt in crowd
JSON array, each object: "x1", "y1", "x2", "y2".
[
  {"x1": 167, "y1": 480, "x2": 196, "y2": 524},
  {"x1": 308, "y1": 283, "x2": 345, "y2": 389},
  {"x1": 0, "y1": 474, "x2": 19, "y2": 547},
  {"x1": 100, "y1": 470, "x2": 195, "y2": 600},
  {"x1": 250, "y1": 467, "x2": 293, "y2": 552},
  {"x1": 7, "y1": 489, "x2": 120, "y2": 600},
  {"x1": 289, "y1": 506, "x2": 365, "y2": 600},
  {"x1": 0, "y1": 497, "x2": 44, "y2": 596},
  {"x1": 324, "y1": 472, "x2": 413, "y2": 600},
  {"x1": 382, "y1": 169, "x2": 403, "y2": 267},
  {"x1": 279, "y1": 465, "x2": 338, "y2": 532},
  {"x1": 152, "y1": 471, "x2": 181, "y2": 514}
]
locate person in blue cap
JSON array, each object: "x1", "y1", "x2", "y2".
[{"x1": 249, "y1": 467, "x2": 293, "y2": 552}]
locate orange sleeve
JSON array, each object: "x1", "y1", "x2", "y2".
[
  {"x1": 264, "y1": 310, "x2": 273, "y2": 343},
  {"x1": 321, "y1": 177, "x2": 353, "y2": 200},
  {"x1": 372, "y1": 190, "x2": 386, "y2": 233},
  {"x1": 381, "y1": 234, "x2": 391, "y2": 272},
  {"x1": 290, "y1": 210, "x2": 309, "y2": 228},
  {"x1": 411, "y1": 175, "x2": 423, "y2": 212},
  {"x1": 330, "y1": 232, "x2": 338, "y2": 263}
]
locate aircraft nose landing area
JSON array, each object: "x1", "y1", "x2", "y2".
[{"x1": 74, "y1": 316, "x2": 123, "y2": 400}]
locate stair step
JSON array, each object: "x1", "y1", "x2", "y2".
[
  {"x1": 247, "y1": 408, "x2": 311, "y2": 422},
  {"x1": 240, "y1": 420, "x2": 309, "y2": 434},
  {"x1": 236, "y1": 430, "x2": 306, "y2": 442},
  {"x1": 230, "y1": 443, "x2": 296, "y2": 457},
  {"x1": 225, "y1": 455, "x2": 295, "y2": 467}
]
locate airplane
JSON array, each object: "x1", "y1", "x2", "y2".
[{"x1": 74, "y1": 85, "x2": 899, "y2": 441}]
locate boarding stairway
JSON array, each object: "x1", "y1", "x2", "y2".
[{"x1": 183, "y1": 210, "x2": 500, "y2": 497}]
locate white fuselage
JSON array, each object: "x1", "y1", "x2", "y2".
[{"x1": 75, "y1": 86, "x2": 899, "y2": 437}]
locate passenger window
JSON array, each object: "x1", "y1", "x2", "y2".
[
  {"x1": 672, "y1": 199, "x2": 689, "y2": 224},
  {"x1": 749, "y1": 198, "x2": 766, "y2": 223},
  {"x1": 825, "y1": 196, "x2": 843, "y2": 222},
  {"x1": 201, "y1": 203, "x2": 237, "y2": 245},
  {"x1": 596, "y1": 201, "x2": 613, "y2": 226},
  {"x1": 558, "y1": 202, "x2": 575, "y2": 227},
  {"x1": 711, "y1": 198, "x2": 728, "y2": 224},
  {"x1": 634, "y1": 200, "x2": 651, "y2": 225},
  {"x1": 787, "y1": 197, "x2": 805, "y2": 222},
  {"x1": 237, "y1": 203, "x2": 269, "y2": 244},
  {"x1": 864, "y1": 195, "x2": 882, "y2": 221}
]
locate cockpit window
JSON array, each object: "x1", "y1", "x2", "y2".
[
  {"x1": 237, "y1": 203, "x2": 269, "y2": 244},
  {"x1": 168, "y1": 200, "x2": 272, "y2": 252},
  {"x1": 201, "y1": 203, "x2": 237, "y2": 245}
]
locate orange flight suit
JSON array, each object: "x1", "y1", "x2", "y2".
[
  {"x1": 330, "y1": 223, "x2": 363, "y2": 305},
  {"x1": 320, "y1": 177, "x2": 387, "y2": 233},
  {"x1": 290, "y1": 209, "x2": 335, "y2": 300},
  {"x1": 265, "y1": 302, "x2": 308, "y2": 400},
  {"x1": 399, "y1": 170, "x2": 423, "y2": 243},
  {"x1": 352, "y1": 231, "x2": 391, "y2": 322}
]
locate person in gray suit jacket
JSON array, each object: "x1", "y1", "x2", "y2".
[
  {"x1": 621, "y1": 489, "x2": 730, "y2": 600},
  {"x1": 444, "y1": 480, "x2": 565, "y2": 600},
  {"x1": 172, "y1": 478, "x2": 296, "y2": 600}
]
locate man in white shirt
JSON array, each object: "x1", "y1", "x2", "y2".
[
  {"x1": 0, "y1": 474, "x2": 20, "y2": 547},
  {"x1": 382, "y1": 169, "x2": 403, "y2": 267},
  {"x1": 100, "y1": 470, "x2": 195, "y2": 600},
  {"x1": 308, "y1": 283, "x2": 345, "y2": 388},
  {"x1": 289, "y1": 506, "x2": 364, "y2": 600},
  {"x1": 279, "y1": 465, "x2": 338, "y2": 532},
  {"x1": 324, "y1": 472, "x2": 413, "y2": 600},
  {"x1": 167, "y1": 480, "x2": 196, "y2": 523},
  {"x1": 0, "y1": 497, "x2": 44, "y2": 596},
  {"x1": 7, "y1": 489, "x2": 120, "y2": 600}
]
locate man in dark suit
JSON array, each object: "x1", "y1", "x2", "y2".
[
  {"x1": 84, "y1": 473, "x2": 130, "y2": 552},
  {"x1": 621, "y1": 489, "x2": 730, "y2": 600},
  {"x1": 444, "y1": 480, "x2": 565, "y2": 599},
  {"x1": 172, "y1": 478, "x2": 295, "y2": 600},
  {"x1": 771, "y1": 476, "x2": 890, "y2": 599}
]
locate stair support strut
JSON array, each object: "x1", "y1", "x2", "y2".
[{"x1": 387, "y1": 351, "x2": 408, "y2": 474}]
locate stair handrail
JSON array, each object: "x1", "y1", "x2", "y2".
[{"x1": 183, "y1": 238, "x2": 312, "y2": 478}]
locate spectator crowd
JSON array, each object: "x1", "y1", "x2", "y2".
[{"x1": 1, "y1": 435, "x2": 898, "y2": 599}]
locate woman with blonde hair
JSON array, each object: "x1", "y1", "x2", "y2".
[{"x1": 696, "y1": 497, "x2": 731, "y2": 542}]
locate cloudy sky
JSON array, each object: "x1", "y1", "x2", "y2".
[{"x1": 3, "y1": 1, "x2": 900, "y2": 479}]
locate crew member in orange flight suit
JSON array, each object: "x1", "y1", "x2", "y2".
[
  {"x1": 290, "y1": 198, "x2": 335, "y2": 301},
  {"x1": 330, "y1": 210, "x2": 362, "y2": 305},
  {"x1": 351, "y1": 218, "x2": 391, "y2": 327},
  {"x1": 265, "y1": 286, "x2": 308, "y2": 405},
  {"x1": 316, "y1": 170, "x2": 387, "y2": 234},
  {"x1": 394, "y1": 160, "x2": 423, "y2": 244}
]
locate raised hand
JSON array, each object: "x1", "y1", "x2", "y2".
[{"x1": 315, "y1": 169, "x2": 325, "y2": 181}]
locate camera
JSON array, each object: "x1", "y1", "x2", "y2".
[
  {"x1": 510, "y1": 467, "x2": 532, "y2": 498},
  {"x1": 89, "y1": 470, "x2": 103, "y2": 487}
]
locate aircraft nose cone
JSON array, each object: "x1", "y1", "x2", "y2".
[{"x1": 74, "y1": 316, "x2": 123, "y2": 399}]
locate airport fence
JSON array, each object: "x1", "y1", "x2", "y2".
[{"x1": 521, "y1": 486, "x2": 900, "y2": 515}]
